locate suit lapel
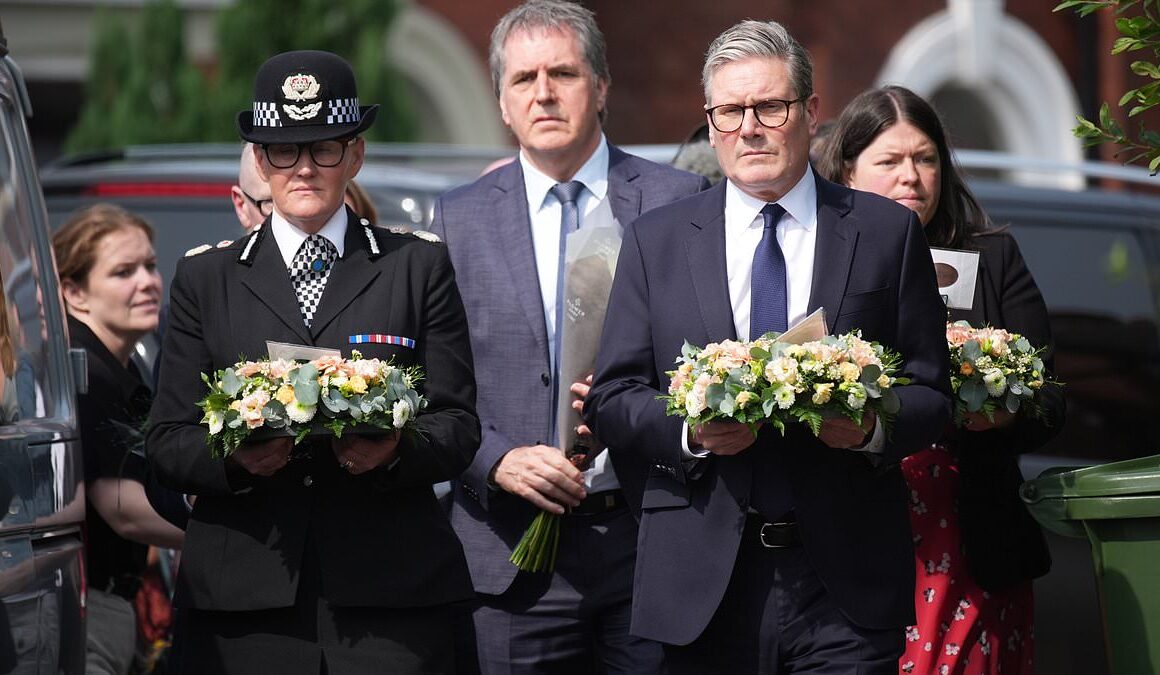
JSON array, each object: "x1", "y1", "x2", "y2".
[
  {"x1": 606, "y1": 144, "x2": 642, "y2": 227},
  {"x1": 238, "y1": 228, "x2": 313, "y2": 345},
  {"x1": 686, "y1": 182, "x2": 737, "y2": 343},
  {"x1": 309, "y1": 218, "x2": 381, "y2": 337},
  {"x1": 495, "y1": 163, "x2": 551, "y2": 354},
  {"x1": 807, "y1": 174, "x2": 857, "y2": 326}
]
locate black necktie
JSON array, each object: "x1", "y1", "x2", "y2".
[
  {"x1": 749, "y1": 203, "x2": 788, "y2": 340},
  {"x1": 290, "y1": 234, "x2": 338, "y2": 328},
  {"x1": 547, "y1": 181, "x2": 585, "y2": 448}
]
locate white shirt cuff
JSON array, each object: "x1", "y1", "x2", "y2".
[{"x1": 680, "y1": 420, "x2": 711, "y2": 460}]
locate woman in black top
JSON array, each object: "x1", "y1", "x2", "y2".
[
  {"x1": 818, "y1": 86, "x2": 1065, "y2": 675},
  {"x1": 54, "y1": 204, "x2": 184, "y2": 674}
]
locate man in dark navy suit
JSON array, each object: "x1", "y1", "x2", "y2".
[
  {"x1": 586, "y1": 19, "x2": 952, "y2": 675},
  {"x1": 430, "y1": 1, "x2": 706, "y2": 673},
  {"x1": 148, "y1": 50, "x2": 478, "y2": 674}
]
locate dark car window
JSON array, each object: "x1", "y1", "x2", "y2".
[
  {"x1": 1007, "y1": 221, "x2": 1160, "y2": 463},
  {"x1": 0, "y1": 108, "x2": 59, "y2": 423}
]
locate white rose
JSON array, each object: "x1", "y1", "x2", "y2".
[{"x1": 392, "y1": 399, "x2": 413, "y2": 428}]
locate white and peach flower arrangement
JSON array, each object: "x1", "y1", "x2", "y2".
[
  {"x1": 197, "y1": 351, "x2": 426, "y2": 458},
  {"x1": 662, "y1": 331, "x2": 908, "y2": 436},
  {"x1": 946, "y1": 321, "x2": 1056, "y2": 426}
]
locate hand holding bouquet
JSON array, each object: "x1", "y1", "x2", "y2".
[
  {"x1": 946, "y1": 321, "x2": 1054, "y2": 426},
  {"x1": 662, "y1": 331, "x2": 907, "y2": 437},
  {"x1": 197, "y1": 351, "x2": 426, "y2": 458}
]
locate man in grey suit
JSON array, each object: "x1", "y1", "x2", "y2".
[{"x1": 429, "y1": 1, "x2": 706, "y2": 672}]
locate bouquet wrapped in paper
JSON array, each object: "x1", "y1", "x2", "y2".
[
  {"x1": 946, "y1": 321, "x2": 1054, "y2": 426},
  {"x1": 197, "y1": 350, "x2": 426, "y2": 458},
  {"x1": 662, "y1": 330, "x2": 907, "y2": 437}
]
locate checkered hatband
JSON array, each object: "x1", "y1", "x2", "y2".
[
  {"x1": 253, "y1": 101, "x2": 282, "y2": 128},
  {"x1": 327, "y1": 98, "x2": 361, "y2": 125},
  {"x1": 290, "y1": 234, "x2": 339, "y2": 328}
]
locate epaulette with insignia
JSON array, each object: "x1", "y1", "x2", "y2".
[
  {"x1": 411, "y1": 229, "x2": 442, "y2": 243},
  {"x1": 184, "y1": 244, "x2": 213, "y2": 257}
]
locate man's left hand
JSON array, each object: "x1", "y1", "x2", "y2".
[
  {"x1": 819, "y1": 410, "x2": 876, "y2": 449},
  {"x1": 333, "y1": 431, "x2": 402, "y2": 475}
]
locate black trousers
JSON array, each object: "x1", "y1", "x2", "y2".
[
  {"x1": 174, "y1": 535, "x2": 460, "y2": 675},
  {"x1": 665, "y1": 536, "x2": 903, "y2": 675}
]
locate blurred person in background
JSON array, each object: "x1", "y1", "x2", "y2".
[
  {"x1": 344, "y1": 179, "x2": 379, "y2": 226},
  {"x1": 818, "y1": 85, "x2": 1065, "y2": 675},
  {"x1": 53, "y1": 203, "x2": 185, "y2": 674},
  {"x1": 671, "y1": 122, "x2": 723, "y2": 184},
  {"x1": 230, "y1": 142, "x2": 272, "y2": 234}
]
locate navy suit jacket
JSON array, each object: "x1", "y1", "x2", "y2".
[
  {"x1": 585, "y1": 175, "x2": 952, "y2": 644},
  {"x1": 430, "y1": 144, "x2": 708, "y2": 594}
]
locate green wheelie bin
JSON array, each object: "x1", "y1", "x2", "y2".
[{"x1": 1022, "y1": 455, "x2": 1160, "y2": 675}]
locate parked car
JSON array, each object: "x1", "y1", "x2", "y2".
[
  {"x1": 39, "y1": 139, "x2": 1160, "y2": 674},
  {"x1": 0, "y1": 22, "x2": 87, "y2": 674}
]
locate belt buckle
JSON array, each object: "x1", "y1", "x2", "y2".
[{"x1": 758, "y1": 522, "x2": 789, "y2": 548}]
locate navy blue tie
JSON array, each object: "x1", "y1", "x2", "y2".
[
  {"x1": 548, "y1": 181, "x2": 585, "y2": 448},
  {"x1": 749, "y1": 203, "x2": 788, "y2": 340}
]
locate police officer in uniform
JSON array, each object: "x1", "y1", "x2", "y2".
[{"x1": 147, "y1": 50, "x2": 479, "y2": 674}]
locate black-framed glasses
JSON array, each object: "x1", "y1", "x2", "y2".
[
  {"x1": 705, "y1": 97, "x2": 807, "y2": 133},
  {"x1": 262, "y1": 138, "x2": 355, "y2": 169},
  {"x1": 241, "y1": 190, "x2": 273, "y2": 217}
]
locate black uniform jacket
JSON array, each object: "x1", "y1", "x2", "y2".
[{"x1": 146, "y1": 209, "x2": 480, "y2": 612}]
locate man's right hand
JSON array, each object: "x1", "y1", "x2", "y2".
[
  {"x1": 229, "y1": 436, "x2": 293, "y2": 476},
  {"x1": 691, "y1": 420, "x2": 757, "y2": 456},
  {"x1": 490, "y1": 445, "x2": 586, "y2": 514}
]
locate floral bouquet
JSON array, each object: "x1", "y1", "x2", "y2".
[
  {"x1": 946, "y1": 321, "x2": 1052, "y2": 425},
  {"x1": 197, "y1": 350, "x2": 426, "y2": 458},
  {"x1": 661, "y1": 331, "x2": 908, "y2": 437}
]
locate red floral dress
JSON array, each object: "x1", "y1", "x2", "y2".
[{"x1": 899, "y1": 445, "x2": 1034, "y2": 675}]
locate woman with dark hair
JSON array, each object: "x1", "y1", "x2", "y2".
[
  {"x1": 819, "y1": 86, "x2": 1065, "y2": 675},
  {"x1": 54, "y1": 203, "x2": 184, "y2": 674}
]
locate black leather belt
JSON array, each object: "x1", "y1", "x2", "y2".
[
  {"x1": 570, "y1": 489, "x2": 627, "y2": 516},
  {"x1": 744, "y1": 513, "x2": 801, "y2": 548}
]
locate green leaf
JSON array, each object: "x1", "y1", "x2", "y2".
[
  {"x1": 292, "y1": 364, "x2": 320, "y2": 405},
  {"x1": 959, "y1": 379, "x2": 988, "y2": 412},
  {"x1": 221, "y1": 368, "x2": 244, "y2": 397}
]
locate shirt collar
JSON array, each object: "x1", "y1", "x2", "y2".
[
  {"x1": 269, "y1": 207, "x2": 348, "y2": 268},
  {"x1": 724, "y1": 166, "x2": 818, "y2": 232},
  {"x1": 519, "y1": 133, "x2": 610, "y2": 211}
]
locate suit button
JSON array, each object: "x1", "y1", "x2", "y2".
[
  {"x1": 303, "y1": 475, "x2": 314, "y2": 487},
  {"x1": 541, "y1": 372, "x2": 550, "y2": 386}
]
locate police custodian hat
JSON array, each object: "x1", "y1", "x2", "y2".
[{"x1": 236, "y1": 50, "x2": 379, "y2": 145}]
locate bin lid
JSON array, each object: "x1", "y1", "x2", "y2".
[
  {"x1": 1022, "y1": 454, "x2": 1160, "y2": 503},
  {"x1": 1021, "y1": 455, "x2": 1160, "y2": 531}
]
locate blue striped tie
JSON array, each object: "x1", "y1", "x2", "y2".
[{"x1": 548, "y1": 181, "x2": 585, "y2": 448}]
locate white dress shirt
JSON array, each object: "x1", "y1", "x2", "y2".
[
  {"x1": 518, "y1": 137, "x2": 619, "y2": 492},
  {"x1": 683, "y1": 168, "x2": 883, "y2": 457},
  {"x1": 269, "y1": 207, "x2": 348, "y2": 266}
]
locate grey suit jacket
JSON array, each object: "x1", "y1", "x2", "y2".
[{"x1": 430, "y1": 143, "x2": 708, "y2": 594}]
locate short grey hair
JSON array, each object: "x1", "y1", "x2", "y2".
[
  {"x1": 702, "y1": 20, "x2": 813, "y2": 104},
  {"x1": 488, "y1": 0, "x2": 610, "y2": 99}
]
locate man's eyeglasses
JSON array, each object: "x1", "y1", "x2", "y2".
[
  {"x1": 262, "y1": 138, "x2": 355, "y2": 169},
  {"x1": 241, "y1": 190, "x2": 273, "y2": 217},
  {"x1": 704, "y1": 97, "x2": 807, "y2": 133}
]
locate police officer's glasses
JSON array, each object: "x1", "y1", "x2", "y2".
[
  {"x1": 262, "y1": 138, "x2": 355, "y2": 169},
  {"x1": 241, "y1": 190, "x2": 273, "y2": 217},
  {"x1": 705, "y1": 97, "x2": 806, "y2": 133}
]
